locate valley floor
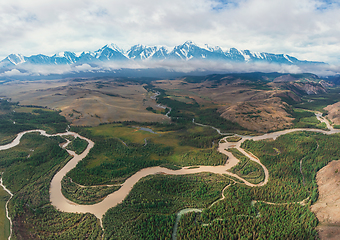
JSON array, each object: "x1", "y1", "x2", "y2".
[{"x1": 0, "y1": 112, "x2": 339, "y2": 239}]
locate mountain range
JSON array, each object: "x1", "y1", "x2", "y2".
[{"x1": 0, "y1": 41, "x2": 325, "y2": 69}]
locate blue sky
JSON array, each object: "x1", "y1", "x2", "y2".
[
  {"x1": 316, "y1": 0, "x2": 340, "y2": 9},
  {"x1": 1, "y1": 0, "x2": 340, "y2": 64}
]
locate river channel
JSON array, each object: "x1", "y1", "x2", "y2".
[{"x1": 0, "y1": 112, "x2": 339, "y2": 237}]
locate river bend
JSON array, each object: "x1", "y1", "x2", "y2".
[{"x1": 0, "y1": 112, "x2": 338, "y2": 223}]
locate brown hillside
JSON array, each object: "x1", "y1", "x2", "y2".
[{"x1": 311, "y1": 160, "x2": 340, "y2": 240}]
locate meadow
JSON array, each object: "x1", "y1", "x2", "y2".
[{"x1": 67, "y1": 123, "x2": 226, "y2": 185}]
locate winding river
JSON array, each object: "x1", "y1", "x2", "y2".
[{"x1": 0, "y1": 112, "x2": 338, "y2": 239}]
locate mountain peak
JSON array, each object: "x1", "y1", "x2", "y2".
[
  {"x1": 6, "y1": 54, "x2": 26, "y2": 65},
  {"x1": 130, "y1": 44, "x2": 146, "y2": 50},
  {"x1": 181, "y1": 40, "x2": 198, "y2": 48},
  {"x1": 103, "y1": 43, "x2": 123, "y2": 53},
  {"x1": 0, "y1": 42, "x2": 326, "y2": 69},
  {"x1": 183, "y1": 40, "x2": 195, "y2": 45}
]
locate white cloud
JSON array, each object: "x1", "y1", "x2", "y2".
[
  {"x1": 1, "y1": 0, "x2": 340, "y2": 64},
  {"x1": 1, "y1": 59, "x2": 340, "y2": 78},
  {"x1": 0, "y1": 69, "x2": 27, "y2": 76},
  {"x1": 74, "y1": 64, "x2": 96, "y2": 72}
]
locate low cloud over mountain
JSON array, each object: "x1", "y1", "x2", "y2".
[{"x1": 0, "y1": 41, "x2": 337, "y2": 79}]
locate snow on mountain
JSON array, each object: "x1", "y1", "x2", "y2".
[
  {"x1": 225, "y1": 48, "x2": 245, "y2": 61},
  {"x1": 94, "y1": 44, "x2": 127, "y2": 61},
  {"x1": 0, "y1": 54, "x2": 27, "y2": 68},
  {"x1": 8, "y1": 54, "x2": 26, "y2": 65},
  {"x1": 126, "y1": 44, "x2": 159, "y2": 60},
  {"x1": 25, "y1": 54, "x2": 53, "y2": 65},
  {"x1": 0, "y1": 41, "x2": 325, "y2": 71},
  {"x1": 202, "y1": 44, "x2": 214, "y2": 52},
  {"x1": 52, "y1": 51, "x2": 78, "y2": 64},
  {"x1": 151, "y1": 46, "x2": 170, "y2": 60},
  {"x1": 166, "y1": 41, "x2": 230, "y2": 61},
  {"x1": 104, "y1": 43, "x2": 123, "y2": 52}
]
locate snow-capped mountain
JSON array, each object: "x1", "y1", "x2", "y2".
[
  {"x1": 126, "y1": 44, "x2": 159, "y2": 60},
  {"x1": 166, "y1": 41, "x2": 227, "y2": 61},
  {"x1": 0, "y1": 54, "x2": 26, "y2": 68},
  {"x1": 52, "y1": 52, "x2": 78, "y2": 64},
  {"x1": 0, "y1": 41, "x2": 325, "y2": 70}
]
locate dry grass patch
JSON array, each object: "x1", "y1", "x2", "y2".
[
  {"x1": 152, "y1": 78, "x2": 296, "y2": 133},
  {"x1": 325, "y1": 102, "x2": 340, "y2": 125},
  {"x1": 312, "y1": 160, "x2": 340, "y2": 238},
  {"x1": 0, "y1": 79, "x2": 170, "y2": 126},
  {"x1": 220, "y1": 97, "x2": 293, "y2": 132}
]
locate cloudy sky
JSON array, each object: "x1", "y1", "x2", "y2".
[{"x1": 1, "y1": 0, "x2": 340, "y2": 63}]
